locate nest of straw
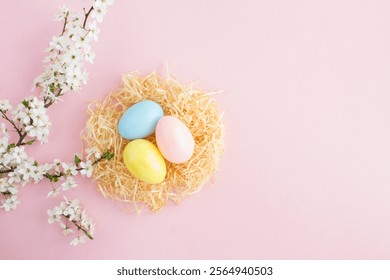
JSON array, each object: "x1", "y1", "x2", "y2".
[{"x1": 83, "y1": 72, "x2": 224, "y2": 212}]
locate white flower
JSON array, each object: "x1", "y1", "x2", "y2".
[
  {"x1": 1, "y1": 196, "x2": 20, "y2": 211},
  {"x1": 67, "y1": 198, "x2": 80, "y2": 210},
  {"x1": 63, "y1": 49, "x2": 83, "y2": 66},
  {"x1": 0, "y1": 122, "x2": 8, "y2": 135},
  {"x1": 47, "y1": 188, "x2": 60, "y2": 198},
  {"x1": 86, "y1": 147, "x2": 101, "y2": 159},
  {"x1": 47, "y1": 209, "x2": 60, "y2": 224},
  {"x1": 49, "y1": 36, "x2": 69, "y2": 51},
  {"x1": 0, "y1": 181, "x2": 18, "y2": 195},
  {"x1": 54, "y1": 5, "x2": 69, "y2": 21},
  {"x1": 63, "y1": 206, "x2": 77, "y2": 221},
  {"x1": 61, "y1": 162, "x2": 78, "y2": 176},
  {"x1": 10, "y1": 97, "x2": 51, "y2": 144},
  {"x1": 70, "y1": 236, "x2": 87, "y2": 246},
  {"x1": 84, "y1": 46, "x2": 95, "y2": 64},
  {"x1": 59, "y1": 223, "x2": 74, "y2": 236},
  {"x1": 17, "y1": 161, "x2": 38, "y2": 182},
  {"x1": 0, "y1": 138, "x2": 8, "y2": 154},
  {"x1": 0, "y1": 180, "x2": 7, "y2": 193},
  {"x1": 96, "y1": 0, "x2": 115, "y2": 8},
  {"x1": 91, "y1": 2, "x2": 108, "y2": 23},
  {"x1": 35, "y1": 1, "x2": 113, "y2": 105},
  {"x1": 7, "y1": 171, "x2": 22, "y2": 185},
  {"x1": 62, "y1": 227, "x2": 74, "y2": 236},
  {"x1": 81, "y1": 211, "x2": 95, "y2": 231},
  {"x1": 80, "y1": 160, "x2": 93, "y2": 177},
  {"x1": 48, "y1": 198, "x2": 94, "y2": 245},
  {"x1": 88, "y1": 21, "x2": 100, "y2": 41},
  {"x1": 0, "y1": 100, "x2": 12, "y2": 112},
  {"x1": 61, "y1": 176, "x2": 78, "y2": 191},
  {"x1": 74, "y1": 34, "x2": 92, "y2": 50}
]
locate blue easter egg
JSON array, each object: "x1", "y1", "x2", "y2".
[{"x1": 118, "y1": 100, "x2": 164, "y2": 140}]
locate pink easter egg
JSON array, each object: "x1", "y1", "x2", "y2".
[{"x1": 156, "y1": 116, "x2": 195, "y2": 164}]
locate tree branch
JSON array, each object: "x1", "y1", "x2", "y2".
[
  {"x1": 82, "y1": 6, "x2": 94, "y2": 29},
  {"x1": 0, "y1": 168, "x2": 14, "y2": 175},
  {"x1": 62, "y1": 214, "x2": 93, "y2": 240},
  {"x1": 1, "y1": 111, "x2": 23, "y2": 138}
]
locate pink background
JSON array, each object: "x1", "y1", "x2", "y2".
[{"x1": 1, "y1": 0, "x2": 390, "y2": 259}]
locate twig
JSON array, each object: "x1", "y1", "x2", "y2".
[
  {"x1": 16, "y1": 132, "x2": 27, "y2": 146},
  {"x1": 60, "y1": 13, "x2": 69, "y2": 36},
  {"x1": 44, "y1": 88, "x2": 63, "y2": 108},
  {"x1": 82, "y1": 6, "x2": 94, "y2": 29},
  {"x1": 63, "y1": 214, "x2": 93, "y2": 240},
  {"x1": 0, "y1": 111, "x2": 23, "y2": 138},
  {"x1": 0, "y1": 168, "x2": 14, "y2": 175}
]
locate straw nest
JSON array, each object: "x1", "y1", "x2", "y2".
[{"x1": 83, "y1": 72, "x2": 224, "y2": 212}]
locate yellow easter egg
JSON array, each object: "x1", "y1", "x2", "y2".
[{"x1": 123, "y1": 139, "x2": 166, "y2": 184}]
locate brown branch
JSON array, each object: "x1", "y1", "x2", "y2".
[
  {"x1": 44, "y1": 88, "x2": 63, "y2": 108},
  {"x1": 60, "y1": 13, "x2": 69, "y2": 36},
  {"x1": 16, "y1": 132, "x2": 27, "y2": 146},
  {"x1": 1, "y1": 111, "x2": 28, "y2": 147},
  {"x1": 62, "y1": 214, "x2": 93, "y2": 240},
  {"x1": 82, "y1": 6, "x2": 94, "y2": 29},
  {"x1": 0, "y1": 168, "x2": 14, "y2": 175},
  {"x1": 1, "y1": 111, "x2": 23, "y2": 138}
]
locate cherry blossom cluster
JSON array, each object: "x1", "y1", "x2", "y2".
[
  {"x1": 34, "y1": 0, "x2": 114, "y2": 107},
  {"x1": 48, "y1": 197, "x2": 96, "y2": 245},
  {"x1": 0, "y1": 1, "x2": 114, "y2": 245}
]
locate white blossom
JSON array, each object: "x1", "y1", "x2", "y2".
[
  {"x1": 86, "y1": 147, "x2": 101, "y2": 159},
  {"x1": 61, "y1": 162, "x2": 78, "y2": 176},
  {"x1": 34, "y1": 2, "x2": 113, "y2": 106},
  {"x1": 0, "y1": 123, "x2": 7, "y2": 135},
  {"x1": 0, "y1": 100, "x2": 12, "y2": 112},
  {"x1": 58, "y1": 222, "x2": 74, "y2": 236},
  {"x1": 70, "y1": 236, "x2": 87, "y2": 246},
  {"x1": 61, "y1": 176, "x2": 78, "y2": 191},
  {"x1": 1, "y1": 1, "x2": 115, "y2": 245},
  {"x1": 0, "y1": 124, "x2": 9, "y2": 154},
  {"x1": 1, "y1": 196, "x2": 20, "y2": 211},
  {"x1": 80, "y1": 160, "x2": 93, "y2": 177},
  {"x1": 84, "y1": 46, "x2": 96, "y2": 64},
  {"x1": 54, "y1": 5, "x2": 69, "y2": 22},
  {"x1": 47, "y1": 188, "x2": 60, "y2": 198},
  {"x1": 91, "y1": 3, "x2": 108, "y2": 23},
  {"x1": 2, "y1": 146, "x2": 28, "y2": 167},
  {"x1": 87, "y1": 21, "x2": 100, "y2": 41},
  {"x1": 48, "y1": 197, "x2": 95, "y2": 245},
  {"x1": 11, "y1": 97, "x2": 51, "y2": 144}
]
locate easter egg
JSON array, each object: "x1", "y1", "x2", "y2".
[
  {"x1": 118, "y1": 100, "x2": 164, "y2": 140},
  {"x1": 123, "y1": 139, "x2": 166, "y2": 184},
  {"x1": 156, "y1": 116, "x2": 195, "y2": 164}
]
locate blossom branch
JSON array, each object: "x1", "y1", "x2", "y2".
[
  {"x1": 43, "y1": 88, "x2": 63, "y2": 108},
  {"x1": 0, "y1": 0, "x2": 114, "y2": 245},
  {"x1": 0, "y1": 111, "x2": 23, "y2": 139},
  {"x1": 60, "y1": 12, "x2": 69, "y2": 36},
  {"x1": 48, "y1": 197, "x2": 95, "y2": 245},
  {"x1": 83, "y1": 6, "x2": 94, "y2": 29},
  {"x1": 67, "y1": 215, "x2": 93, "y2": 240},
  {"x1": 0, "y1": 168, "x2": 14, "y2": 175}
]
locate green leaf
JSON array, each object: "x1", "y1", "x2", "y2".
[
  {"x1": 22, "y1": 100, "x2": 29, "y2": 108},
  {"x1": 51, "y1": 177, "x2": 59, "y2": 183},
  {"x1": 33, "y1": 161, "x2": 39, "y2": 167},
  {"x1": 74, "y1": 154, "x2": 81, "y2": 165},
  {"x1": 49, "y1": 84, "x2": 55, "y2": 93},
  {"x1": 26, "y1": 140, "x2": 35, "y2": 145},
  {"x1": 7, "y1": 143, "x2": 16, "y2": 150},
  {"x1": 107, "y1": 153, "x2": 114, "y2": 160}
]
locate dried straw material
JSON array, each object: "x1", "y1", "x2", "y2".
[{"x1": 83, "y1": 72, "x2": 224, "y2": 212}]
